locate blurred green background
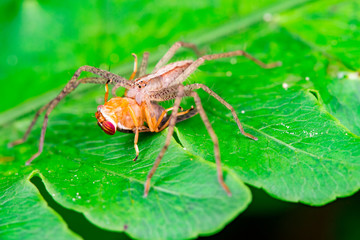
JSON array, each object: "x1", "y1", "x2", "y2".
[
  {"x1": 1, "y1": 0, "x2": 360, "y2": 239},
  {"x1": 1, "y1": 0, "x2": 288, "y2": 112}
]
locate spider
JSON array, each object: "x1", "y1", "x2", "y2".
[{"x1": 9, "y1": 42, "x2": 281, "y2": 197}]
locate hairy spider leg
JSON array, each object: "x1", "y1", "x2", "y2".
[
  {"x1": 173, "y1": 50, "x2": 281, "y2": 87},
  {"x1": 9, "y1": 77, "x2": 104, "y2": 148},
  {"x1": 185, "y1": 84, "x2": 257, "y2": 140},
  {"x1": 190, "y1": 91, "x2": 231, "y2": 195},
  {"x1": 153, "y1": 41, "x2": 202, "y2": 72},
  {"x1": 144, "y1": 84, "x2": 185, "y2": 197},
  {"x1": 8, "y1": 101, "x2": 51, "y2": 147},
  {"x1": 138, "y1": 52, "x2": 149, "y2": 77},
  {"x1": 25, "y1": 78, "x2": 109, "y2": 165},
  {"x1": 11, "y1": 65, "x2": 133, "y2": 165}
]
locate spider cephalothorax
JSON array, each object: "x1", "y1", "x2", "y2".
[{"x1": 10, "y1": 41, "x2": 281, "y2": 196}]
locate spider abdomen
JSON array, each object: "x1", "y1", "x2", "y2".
[{"x1": 126, "y1": 60, "x2": 193, "y2": 104}]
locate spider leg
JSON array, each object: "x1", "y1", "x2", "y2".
[
  {"x1": 191, "y1": 91, "x2": 231, "y2": 196},
  {"x1": 9, "y1": 77, "x2": 105, "y2": 148},
  {"x1": 144, "y1": 85, "x2": 184, "y2": 197},
  {"x1": 77, "y1": 66, "x2": 132, "y2": 88},
  {"x1": 11, "y1": 65, "x2": 130, "y2": 165},
  {"x1": 173, "y1": 51, "x2": 282, "y2": 86},
  {"x1": 147, "y1": 51, "x2": 280, "y2": 100},
  {"x1": 111, "y1": 85, "x2": 118, "y2": 97},
  {"x1": 138, "y1": 52, "x2": 149, "y2": 77},
  {"x1": 8, "y1": 101, "x2": 51, "y2": 147},
  {"x1": 27, "y1": 77, "x2": 111, "y2": 165},
  {"x1": 185, "y1": 83, "x2": 257, "y2": 140},
  {"x1": 153, "y1": 41, "x2": 202, "y2": 72}
]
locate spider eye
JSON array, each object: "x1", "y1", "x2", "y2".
[{"x1": 98, "y1": 121, "x2": 116, "y2": 135}]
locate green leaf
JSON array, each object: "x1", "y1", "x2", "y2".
[
  {"x1": 1, "y1": 87, "x2": 251, "y2": 239},
  {"x1": 1, "y1": 0, "x2": 360, "y2": 239},
  {"x1": 278, "y1": 0, "x2": 360, "y2": 134},
  {"x1": 0, "y1": 165, "x2": 80, "y2": 240}
]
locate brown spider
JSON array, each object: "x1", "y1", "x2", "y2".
[{"x1": 9, "y1": 42, "x2": 281, "y2": 197}]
